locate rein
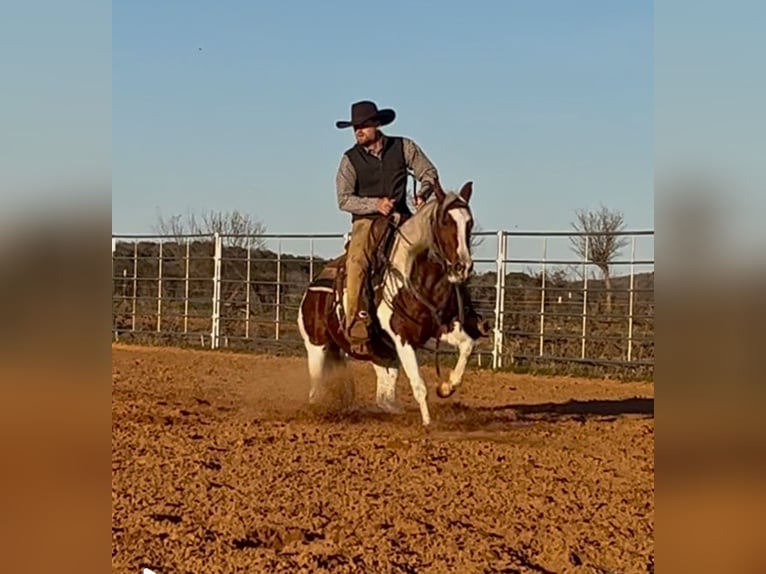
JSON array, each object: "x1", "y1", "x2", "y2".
[
  {"x1": 378, "y1": 207, "x2": 469, "y2": 376},
  {"x1": 380, "y1": 214, "x2": 448, "y2": 325}
]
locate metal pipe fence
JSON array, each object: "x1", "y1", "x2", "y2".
[{"x1": 111, "y1": 229, "x2": 654, "y2": 374}]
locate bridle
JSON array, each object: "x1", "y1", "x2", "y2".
[{"x1": 379, "y1": 198, "x2": 471, "y2": 329}]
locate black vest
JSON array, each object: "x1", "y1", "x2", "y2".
[{"x1": 345, "y1": 136, "x2": 411, "y2": 220}]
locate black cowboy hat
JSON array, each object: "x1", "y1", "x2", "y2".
[{"x1": 335, "y1": 100, "x2": 396, "y2": 129}]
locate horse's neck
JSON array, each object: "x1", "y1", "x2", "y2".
[{"x1": 388, "y1": 204, "x2": 436, "y2": 279}]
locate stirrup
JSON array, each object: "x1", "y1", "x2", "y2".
[{"x1": 347, "y1": 315, "x2": 370, "y2": 342}]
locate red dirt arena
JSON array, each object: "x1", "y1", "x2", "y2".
[{"x1": 112, "y1": 344, "x2": 654, "y2": 574}]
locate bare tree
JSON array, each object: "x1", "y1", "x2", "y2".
[
  {"x1": 470, "y1": 223, "x2": 486, "y2": 251},
  {"x1": 152, "y1": 209, "x2": 269, "y2": 316},
  {"x1": 152, "y1": 212, "x2": 187, "y2": 239},
  {"x1": 569, "y1": 205, "x2": 629, "y2": 313},
  {"x1": 153, "y1": 209, "x2": 266, "y2": 249}
]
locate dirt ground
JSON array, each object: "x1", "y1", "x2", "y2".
[{"x1": 112, "y1": 344, "x2": 654, "y2": 574}]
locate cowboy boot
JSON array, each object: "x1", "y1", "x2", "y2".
[{"x1": 345, "y1": 292, "x2": 372, "y2": 355}]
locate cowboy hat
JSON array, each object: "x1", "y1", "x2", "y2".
[{"x1": 335, "y1": 100, "x2": 396, "y2": 129}]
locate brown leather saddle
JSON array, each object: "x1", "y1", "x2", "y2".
[{"x1": 307, "y1": 214, "x2": 408, "y2": 324}]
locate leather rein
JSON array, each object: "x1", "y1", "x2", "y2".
[{"x1": 378, "y1": 204, "x2": 470, "y2": 375}]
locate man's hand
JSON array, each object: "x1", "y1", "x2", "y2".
[
  {"x1": 376, "y1": 197, "x2": 395, "y2": 215},
  {"x1": 414, "y1": 195, "x2": 426, "y2": 210}
]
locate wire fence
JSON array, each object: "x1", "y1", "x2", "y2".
[{"x1": 111, "y1": 229, "x2": 654, "y2": 376}]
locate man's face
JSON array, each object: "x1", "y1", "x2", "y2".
[{"x1": 354, "y1": 122, "x2": 380, "y2": 146}]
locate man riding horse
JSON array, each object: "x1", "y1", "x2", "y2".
[{"x1": 335, "y1": 100, "x2": 439, "y2": 355}]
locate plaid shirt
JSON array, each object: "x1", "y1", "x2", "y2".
[{"x1": 335, "y1": 135, "x2": 439, "y2": 216}]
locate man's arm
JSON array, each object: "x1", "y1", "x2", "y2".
[
  {"x1": 336, "y1": 155, "x2": 379, "y2": 215},
  {"x1": 403, "y1": 138, "x2": 439, "y2": 200}
]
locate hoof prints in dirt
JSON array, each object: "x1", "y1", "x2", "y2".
[
  {"x1": 149, "y1": 513, "x2": 182, "y2": 525},
  {"x1": 112, "y1": 346, "x2": 654, "y2": 573},
  {"x1": 232, "y1": 526, "x2": 324, "y2": 552}
]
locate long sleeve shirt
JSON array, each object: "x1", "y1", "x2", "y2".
[{"x1": 335, "y1": 135, "x2": 439, "y2": 216}]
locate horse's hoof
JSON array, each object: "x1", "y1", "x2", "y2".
[{"x1": 436, "y1": 381, "x2": 455, "y2": 398}]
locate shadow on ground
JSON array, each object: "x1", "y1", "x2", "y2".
[
  {"x1": 484, "y1": 397, "x2": 654, "y2": 419},
  {"x1": 288, "y1": 397, "x2": 654, "y2": 434},
  {"x1": 429, "y1": 397, "x2": 654, "y2": 432}
]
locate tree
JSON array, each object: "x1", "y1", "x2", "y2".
[
  {"x1": 151, "y1": 209, "x2": 269, "y2": 315},
  {"x1": 152, "y1": 209, "x2": 266, "y2": 249},
  {"x1": 470, "y1": 223, "x2": 486, "y2": 252},
  {"x1": 569, "y1": 205, "x2": 629, "y2": 313}
]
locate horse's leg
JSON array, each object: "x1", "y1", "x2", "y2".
[
  {"x1": 372, "y1": 363, "x2": 403, "y2": 414},
  {"x1": 390, "y1": 341, "x2": 430, "y2": 425},
  {"x1": 327, "y1": 344, "x2": 354, "y2": 407},
  {"x1": 298, "y1": 301, "x2": 327, "y2": 404},
  {"x1": 378, "y1": 300, "x2": 431, "y2": 426},
  {"x1": 304, "y1": 342, "x2": 326, "y2": 404},
  {"x1": 436, "y1": 321, "x2": 476, "y2": 398}
]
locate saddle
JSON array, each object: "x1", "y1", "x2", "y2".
[{"x1": 307, "y1": 214, "x2": 409, "y2": 324}]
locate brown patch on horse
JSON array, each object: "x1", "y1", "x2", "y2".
[
  {"x1": 387, "y1": 251, "x2": 484, "y2": 348},
  {"x1": 300, "y1": 285, "x2": 398, "y2": 365}
]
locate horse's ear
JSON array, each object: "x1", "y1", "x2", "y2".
[
  {"x1": 433, "y1": 178, "x2": 446, "y2": 202},
  {"x1": 459, "y1": 181, "x2": 473, "y2": 203}
]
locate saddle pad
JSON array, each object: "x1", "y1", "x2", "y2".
[{"x1": 308, "y1": 257, "x2": 344, "y2": 291}]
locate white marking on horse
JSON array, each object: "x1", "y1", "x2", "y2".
[
  {"x1": 439, "y1": 320, "x2": 475, "y2": 389},
  {"x1": 377, "y1": 293, "x2": 431, "y2": 425},
  {"x1": 297, "y1": 302, "x2": 325, "y2": 403},
  {"x1": 448, "y1": 207, "x2": 473, "y2": 267},
  {"x1": 372, "y1": 363, "x2": 402, "y2": 414}
]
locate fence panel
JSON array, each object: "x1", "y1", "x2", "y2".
[
  {"x1": 112, "y1": 229, "x2": 653, "y2": 374},
  {"x1": 112, "y1": 234, "x2": 218, "y2": 347},
  {"x1": 491, "y1": 230, "x2": 654, "y2": 372}
]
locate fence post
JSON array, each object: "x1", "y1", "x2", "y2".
[
  {"x1": 309, "y1": 238, "x2": 315, "y2": 280},
  {"x1": 211, "y1": 233, "x2": 222, "y2": 349},
  {"x1": 627, "y1": 235, "x2": 636, "y2": 361},
  {"x1": 183, "y1": 239, "x2": 190, "y2": 334},
  {"x1": 580, "y1": 235, "x2": 589, "y2": 360},
  {"x1": 492, "y1": 230, "x2": 506, "y2": 369},
  {"x1": 275, "y1": 240, "x2": 282, "y2": 341},
  {"x1": 245, "y1": 236, "x2": 252, "y2": 339},
  {"x1": 112, "y1": 239, "x2": 118, "y2": 341},
  {"x1": 131, "y1": 241, "x2": 138, "y2": 332},
  {"x1": 539, "y1": 237, "x2": 547, "y2": 357},
  {"x1": 156, "y1": 240, "x2": 163, "y2": 333}
]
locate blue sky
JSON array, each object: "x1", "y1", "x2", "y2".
[{"x1": 113, "y1": 0, "x2": 653, "y2": 257}]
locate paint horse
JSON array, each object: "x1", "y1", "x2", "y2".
[{"x1": 297, "y1": 180, "x2": 487, "y2": 426}]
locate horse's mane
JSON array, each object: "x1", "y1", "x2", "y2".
[
  {"x1": 381, "y1": 190, "x2": 471, "y2": 285},
  {"x1": 409, "y1": 190, "x2": 466, "y2": 224},
  {"x1": 405, "y1": 190, "x2": 468, "y2": 248}
]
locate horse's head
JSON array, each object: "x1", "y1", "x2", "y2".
[{"x1": 429, "y1": 180, "x2": 475, "y2": 283}]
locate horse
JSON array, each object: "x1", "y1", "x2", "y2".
[{"x1": 297, "y1": 180, "x2": 484, "y2": 426}]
